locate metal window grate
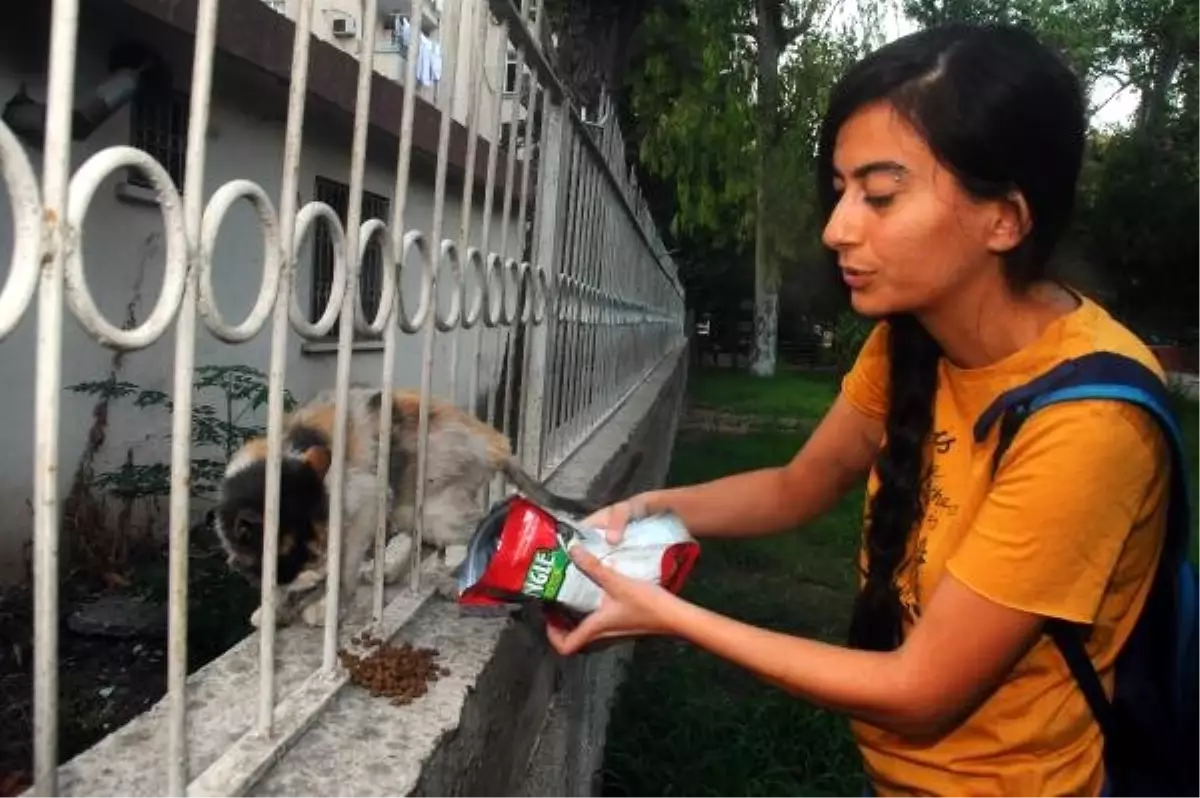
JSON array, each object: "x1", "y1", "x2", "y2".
[
  {"x1": 310, "y1": 175, "x2": 390, "y2": 339},
  {"x1": 129, "y1": 90, "x2": 189, "y2": 190}
]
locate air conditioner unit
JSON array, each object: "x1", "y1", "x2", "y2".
[{"x1": 331, "y1": 16, "x2": 357, "y2": 37}]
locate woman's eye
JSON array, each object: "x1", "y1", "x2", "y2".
[{"x1": 864, "y1": 194, "x2": 895, "y2": 208}]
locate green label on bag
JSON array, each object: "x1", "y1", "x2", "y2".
[{"x1": 521, "y1": 547, "x2": 568, "y2": 600}]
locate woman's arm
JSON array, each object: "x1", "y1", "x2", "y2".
[
  {"x1": 612, "y1": 394, "x2": 884, "y2": 539},
  {"x1": 551, "y1": 400, "x2": 1160, "y2": 739}
]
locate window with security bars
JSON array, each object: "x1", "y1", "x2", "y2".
[
  {"x1": 310, "y1": 176, "x2": 390, "y2": 341},
  {"x1": 129, "y1": 89, "x2": 188, "y2": 191}
]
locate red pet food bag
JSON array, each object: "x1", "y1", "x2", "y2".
[{"x1": 457, "y1": 495, "x2": 700, "y2": 623}]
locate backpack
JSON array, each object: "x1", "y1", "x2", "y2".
[{"x1": 973, "y1": 350, "x2": 1199, "y2": 797}]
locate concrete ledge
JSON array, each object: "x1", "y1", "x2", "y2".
[{"x1": 46, "y1": 343, "x2": 689, "y2": 797}]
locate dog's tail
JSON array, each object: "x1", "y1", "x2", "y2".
[{"x1": 500, "y1": 457, "x2": 598, "y2": 518}]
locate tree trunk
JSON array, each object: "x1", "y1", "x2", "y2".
[
  {"x1": 1136, "y1": 39, "x2": 1182, "y2": 139},
  {"x1": 750, "y1": 0, "x2": 783, "y2": 377}
]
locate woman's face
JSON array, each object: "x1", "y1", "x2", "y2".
[{"x1": 822, "y1": 100, "x2": 1026, "y2": 319}]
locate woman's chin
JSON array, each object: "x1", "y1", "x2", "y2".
[{"x1": 848, "y1": 289, "x2": 895, "y2": 319}]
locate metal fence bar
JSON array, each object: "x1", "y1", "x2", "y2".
[
  {"x1": 257, "y1": 0, "x2": 318, "y2": 735},
  {"x1": 486, "y1": 14, "x2": 526, "y2": 452},
  {"x1": 414, "y1": 0, "x2": 467, "y2": 589},
  {"x1": 321, "y1": 0, "x2": 379, "y2": 666},
  {"x1": 571, "y1": 160, "x2": 604, "y2": 448},
  {"x1": 521, "y1": 93, "x2": 564, "y2": 478},
  {"x1": 553, "y1": 137, "x2": 589, "y2": 468},
  {"x1": 539, "y1": 123, "x2": 580, "y2": 473},
  {"x1": 501, "y1": 81, "x2": 540, "y2": 458},
  {"x1": 471, "y1": 13, "x2": 507, "y2": 439},
  {"x1": 165, "y1": 0, "x2": 221, "y2": 788},
  {"x1": 554, "y1": 157, "x2": 583, "y2": 463},
  {"x1": 450, "y1": 0, "x2": 490, "y2": 410},
  {"x1": 30, "y1": 0, "x2": 77, "y2": 791}
]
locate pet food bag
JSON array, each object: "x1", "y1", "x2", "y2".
[{"x1": 457, "y1": 495, "x2": 700, "y2": 619}]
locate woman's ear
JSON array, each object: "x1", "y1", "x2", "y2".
[{"x1": 985, "y1": 189, "x2": 1032, "y2": 254}]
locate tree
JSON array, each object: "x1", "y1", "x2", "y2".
[{"x1": 628, "y1": 0, "x2": 878, "y2": 376}]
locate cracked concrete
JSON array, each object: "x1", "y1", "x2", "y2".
[{"x1": 43, "y1": 344, "x2": 689, "y2": 797}]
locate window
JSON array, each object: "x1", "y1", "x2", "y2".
[
  {"x1": 382, "y1": 12, "x2": 410, "y2": 57},
  {"x1": 504, "y1": 43, "x2": 519, "y2": 94},
  {"x1": 129, "y1": 89, "x2": 188, "y2": 191},
  {"x1": 309, "y1": 177, "x2": 390, "y2": 342}
]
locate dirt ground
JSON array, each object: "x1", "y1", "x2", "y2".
[{"x1": 0, "y1": 533, "x2": 258, "y2": 796}]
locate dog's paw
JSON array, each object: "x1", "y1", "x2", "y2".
[
  {"x1": 431, "y1": 571, "x2": 461, "y2": 602},
  {"x1": 357, "y1": 560, "x2": 377, "y2": 584},
  {"x1": 442, "y1": 544, "x2": 468, "y2": 571},
  {"x1": 300, "y1": 598, "x2": 326, "y2": 627},
  {"x1": 250, "y1": 605, "x2": 264, "y2": 629}
]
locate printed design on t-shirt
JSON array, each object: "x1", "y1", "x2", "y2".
[
  {"x1": 895, "y1": 428, "x2": 961, "y2": 621},
  {"x1": 920, "y1": 428, "x2": 961, "y2": 531}
]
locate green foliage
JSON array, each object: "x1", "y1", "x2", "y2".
[
  {"x1": 630, "y1": 0, "x2": 758, "y2": 247},
  {"x1": 1076, "y1": 122, "x2": 1198, "y2": 334},
  {"x1": 67, "y1": 365, "x2": 298, "y2": 500},
  {"x1": 631, "y1": 1, "x2": 874, "y2": 249},
  {"x1": 628, "y1": 0, "x2": 878, "y2": 332}
]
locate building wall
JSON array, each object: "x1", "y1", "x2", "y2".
[
  {"x1": 0, "y1": 5, "x2": 527, "y2": 581},
  {"x1": 257, "y1": 0, "x2": 514, "y2": 141}
]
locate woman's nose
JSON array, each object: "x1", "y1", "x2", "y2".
[{"x1": 822, "y1": 194, "x2": 861, "y2": 251}]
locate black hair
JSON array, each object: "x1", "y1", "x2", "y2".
[{"x1": 815, "y1": 23, "x2": 1087, "y2": 651}]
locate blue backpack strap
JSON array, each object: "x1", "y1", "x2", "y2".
[
  {"x1": 973, "y1": 351, "x2": 1197, "y2": 793},
  {"x1": 974, "y1": 351, "x2": 1193, "y2": 565}
]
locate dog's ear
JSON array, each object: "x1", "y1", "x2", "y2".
[{"x1": 301, "y1": 445, "x2": 332, "y2": 479}]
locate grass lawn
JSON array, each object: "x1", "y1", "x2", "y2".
[
  {"x1": 601, "y1": 369, "x2": 866, "y2": 797},
  {"x1": 600, "y1": 367, "x2": 1200, "y2": 797}
]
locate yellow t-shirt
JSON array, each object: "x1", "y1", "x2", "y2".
[{"x1": 841, "y1": 294, "x2": 1170, "y2": 797}]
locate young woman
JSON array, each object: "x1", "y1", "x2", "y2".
[{"x1": 546, "y1": 22, "x2": 1170, "y2": 797}]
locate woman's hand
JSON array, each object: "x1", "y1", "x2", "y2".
[
  {"x1": 581, "y1": 493, "x2": 653, "y2": 544},
  {"x1": 545, "y1": 544, "x2": 679, "y2": 655}
]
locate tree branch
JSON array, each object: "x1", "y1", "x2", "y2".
[
  {"x1": 1087, "y1": 77, "x2": 1136, "y2": 123},
  {"x1": 783, "y1": 0, "x2": 824, "y2": 45}
]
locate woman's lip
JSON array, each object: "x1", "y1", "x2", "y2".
[{"x1": 841, "y1": 267, "x2": 873, "y2": 287}]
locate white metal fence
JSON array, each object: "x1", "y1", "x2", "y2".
[{"x1": 5, "y1": 0, "x2": 685, "y2": 793}]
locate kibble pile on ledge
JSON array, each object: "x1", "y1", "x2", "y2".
[{"x1": 339, "y1": 633, "x2": 450, "y2": 707}]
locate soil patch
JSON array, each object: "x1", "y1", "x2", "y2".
[{"x1": 0, "y1": 531, "x2": 258, "y2": 796}]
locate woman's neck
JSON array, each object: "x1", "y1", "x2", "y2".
[{"x1": 917, "y1": 278, "x2": 1079, "y2": 370}]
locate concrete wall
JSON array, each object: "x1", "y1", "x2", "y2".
[
  {"x1": 0, "y1": 0, "x2": 525, "y2": 581},
  {"x1": 261, "y1": 0, "x2": 513, "y2": 144},
  {"x1": 45, "y1": 344, "x2": 689, "y2": 797}
]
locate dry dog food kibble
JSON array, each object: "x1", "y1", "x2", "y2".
[{"x1": 338, "y1": 633, "x2": 450, "y2": 707}]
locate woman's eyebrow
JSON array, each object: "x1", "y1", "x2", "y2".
[{"x1": 832, "y1": 160, "x2": 910, "y2": 180}]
